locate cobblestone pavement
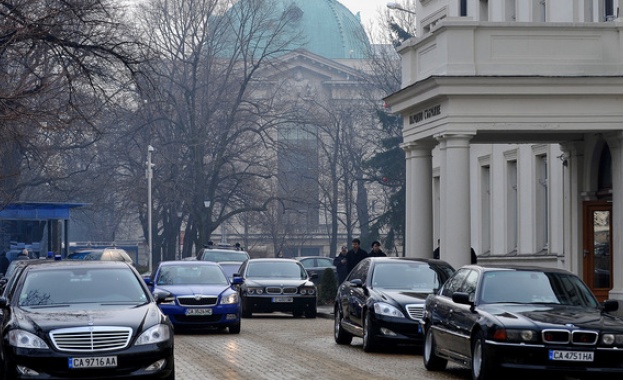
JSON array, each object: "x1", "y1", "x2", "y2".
[{"x1": 173, "y1": 312, "x2": 471, "y2": 380}]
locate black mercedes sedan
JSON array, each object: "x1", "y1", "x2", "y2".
[
  {"x1": 237, "y1": 258, "x2": 317, "y2": 318},
  {"x1": 0, "y1": 260, "x2": 174, "y2": 380},
  {"x1": 334, "y1": 257, "x2": 455, "y2": 352},
  {"x1": 423, "y1": 265, "x2": 623, "y2": 380}
]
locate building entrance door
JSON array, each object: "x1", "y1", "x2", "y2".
[{"x1": 583, "y1": 201, "x2": 612, "y2": 301}]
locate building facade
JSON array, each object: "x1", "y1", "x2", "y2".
[{"x1": 385, "y1": 0, "x2": 623, "y2": 301}]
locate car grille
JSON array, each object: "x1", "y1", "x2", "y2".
[
  {"x1": 405, "y1": 304, "x2": 424, "y2": 320},
  {"x1": 178, "y1": 295, "x2": 218, "y2": 306},
  {"x1": 542, "y1": 329, "x2": 599, "y2": 345},
  {"x1": 50, "y1": 326, "x2": 132, "y2": 352},
  {"x1": 266, "y1": 287, "x2": 298, "y2": 294}
]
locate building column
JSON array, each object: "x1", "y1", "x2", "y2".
[
  {"x1": 401, "y1": 142, "x2": 435, "y2": 258},
  {"x1": 436, "y1": 133, "x2": 474, "y2": 267},
  {"x1": 606, "y1": 133, "x2": 623, "y2": 301},
  {"x1": 559, "y1": 141, "x2": 584, "y2": 274}
]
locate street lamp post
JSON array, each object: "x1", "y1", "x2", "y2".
[
  {"x1": 146, "y1": 145, "x2": 155, "y2": 274},
  {"x1": 386, "y1": 2, "x2": 416, "y2": 14}
]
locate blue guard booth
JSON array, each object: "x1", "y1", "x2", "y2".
[{"x1": 0, "y1": 202, "x2": 86, "y2": 259}]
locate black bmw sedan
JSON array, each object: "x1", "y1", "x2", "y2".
[
  {"x1": 423, "y1": 265, "x2": 623, "y2": 380},
  {"x1": 237, "y1": 258, "x2": 317, "y2": 318},
  {"x1": 334, "y1": 257, "x2": 455, "y2": 352},
  {"x1": 0, "y1": 260, "x2": 174, "y2": 380}
]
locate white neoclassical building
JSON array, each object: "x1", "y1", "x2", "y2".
[{"x1": 385, "y1": 0, "x2": 623, "y2": 301}]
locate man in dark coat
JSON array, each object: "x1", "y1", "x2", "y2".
[
  {"x1": 369, "y1": 241, "x2": 387, "y2": 257},
  {"x1": 333, "y1": 245, "x2": 349, "y2": 284},
  {"x1": 346, "y1": 238, "x2": 367, "y2": 273}
]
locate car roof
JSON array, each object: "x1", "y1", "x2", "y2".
[
  {"x1": 158, "y1": 260, "x2": 220, "y2": 267},
  {"x1": 464, "y1": 264, "x2": 572, "y2": 274},
  {"x1": 294, "y1": 256, "x2": 331, "y2": 260},
  {"x1": 23, "y1": 260, "x2": 133, "y2": 272}
]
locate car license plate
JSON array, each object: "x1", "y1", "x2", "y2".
[
  {"x1": 186, "y1": 308, "x2": 213, "y2": 316},
  {"x1": 69, "y1": 356, "x2": 117, "y2": 368},
  {"x1": 549, "y1": 350, "x2": 594, "y2": 362},
  {"x1": 272, "y1": 297, "x2": 293, "y2": 303}
]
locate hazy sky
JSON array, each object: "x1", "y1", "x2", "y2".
[{"x1": 337, "y1": 0, "x2": 388, "y2": 32}]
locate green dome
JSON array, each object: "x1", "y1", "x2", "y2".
[{"x1": 227, "y1": 0, "x2": 370, "y2": 59}]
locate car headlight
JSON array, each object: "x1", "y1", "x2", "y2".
[
  {"x1": 300, "y1": 287, "x2": 316, "y2": 295},
  {"x1": 493, "y1": 328, "x2": 538, "y2": 343},
  {"x1": 8, "y1": 330, "x2": 49, "y2": 349},
  {"x1": 373, "y1": 302, "x2": 405, "y2": 318},
  {"x1": 221, "y1": 293, "x2": 239, "y2": 304},
  {"x1": 135, "y1": 324, "x2": 171, "y2": 346},
  {"x1": 602, "y1": 333, "x2": 623, "y2": 345},
  {"x1": 247, "y1": 288, "x2": 263, "y2": 295}
]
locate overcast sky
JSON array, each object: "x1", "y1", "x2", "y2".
[{"x1": 337, "y1": 0, "x2": 388, "y2": 33}]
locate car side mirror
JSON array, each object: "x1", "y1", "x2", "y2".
[
  {"x1": 603, "y1": 299, "x2": 619, "y2": 313},
  {"x1": 349, "y1": 279, "x2": 363, "y2": 288},
  {"x1": 143, "y1": 277, "x2": 153, "y2": 286},
  {"x1": 153, "y1": 291, "x2": 174, "y2": 304},
  {"x1": 452, "y1": 291, "x2": 473, "y2": 306},
  {"x1": 0, "y1": 296, "x2": 8, "y2": 308},
  {"x1": 231, "y1": 277, "x2": 243, "y2": 285}
]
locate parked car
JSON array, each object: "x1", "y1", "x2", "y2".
[
  {"x1": 197, "y1": 245, "x2": 250, "y2": 264},
  {"x1": 0, "y1": 260, "x2": 174, "y2": 379},
  {"x1": 334, "y1": 257, "x2": 455, "y2": 352},
  {"x1": 422, "y1": 265, "x2": 623, "y2": 380},
  {"x1": 294, "y1": 256, "x2": 337, "y2": 285},
  {"x1": 67, "y1": 247, "x2": 134, "y2": 265},
  {"x1": 146, "y1": 260, "x2": 242, "y2": 333},
  {"x1": 237, "y1": 258, "x2": 317, "y2": 318}
]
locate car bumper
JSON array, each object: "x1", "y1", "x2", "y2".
[
  {"x1": 5, "y1": 342, "x2": 174, "y2": 379},
  {"x1": 242, "y1": 295, "x2": 316, "y2": 313},
  {"x1": 370, "y1": 314, "x2": 424, "y2": 344},
  {"x1": 159, "y1": 304, "x2": 240, "y2": 328},
  {"x1": 487, "y1": 341, "x2": 623, "y2": 374}
]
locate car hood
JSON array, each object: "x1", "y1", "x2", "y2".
[
  {"x1": 155, "y1": 284, "x2": 232, "y2": 296},
  {"x1": 480, "y1": 303, "x2": 623, "y2": 331},
  {"x1": 15, "y1": 303, "x2": 164, "y2": 334},
  {"x1": 244, "y1": 279, "x2": 314, "y2": 287},
  {"x1": 377, "y1": 290, "x2": 429, "y2": 305}
]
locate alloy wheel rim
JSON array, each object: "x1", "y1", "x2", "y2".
[{"x1": 473, "y1": 340, "x2": 482, "y2": 377}]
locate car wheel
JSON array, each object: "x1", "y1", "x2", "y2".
[
  {"x1": 334, "y1": 305, "x2": 353, "y2": 345},
  {"x1": 362, "y1": 312, "x2": 379, "y2": 352},
  {"x1": 423, "y1": 324, "x2": 447, "y2": 371},
  {"x1": 305, "y1": 307, "x2": 317, "y2": 318},
  {"x1": 471, "y1": 330, "x2": 493, "y2": 380},
  {"x1": 228, "y1": 323, "x2": 241, "y2": 334}
]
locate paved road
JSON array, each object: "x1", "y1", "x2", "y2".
[{"x1": 174, "y1": 313, "x2": 471, "y2": 380}]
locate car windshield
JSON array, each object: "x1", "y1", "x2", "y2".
[
  {"x1": 18, "y1": 268, "x2": 149, "y2": 307},
  {"x1": 157, "y1": 264, "x2": 228, "y2": 285},
  {"x1": 479, "y1": 270, "x2": 600, "y2": 307},
  {"x1": 246, "y1": 261, "x2": 306, "y2": 279},
  {"x1": 201, "y1": 251, "x2": 249, "y2": 263},
  {"x1": 371, "y1": 262, "x2": 441, "y2": 292}
]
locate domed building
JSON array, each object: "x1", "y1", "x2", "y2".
[{"x1": 216, "y1": 0, "x2": 385, "y2": 258}]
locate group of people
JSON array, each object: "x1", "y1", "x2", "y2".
[{"x1": 333, "y1": 238, "x2": 387, "y2": 284}]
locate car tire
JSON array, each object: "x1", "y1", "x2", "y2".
[
  {"x1": 471, "y1": 330, "x2": 493, "y2": 380},
  {"x1": 334, "y1": 305, "x2": 353, "y2": 345},
  {"x1": 305, "y1": 307, "x2": 317, "y2": 318},
  {"x1": 423, "y1": 325, "x2": 447, "y2": 371},
  {"x1": 362, "y1": 312, "x2": 379, "y2": 352},
  {"x1": 228, "y1": 323, "x2": 241, "y2": 334}
]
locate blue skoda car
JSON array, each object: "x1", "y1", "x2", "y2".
[{"x1": 146, "y1": 261, "x2": 242, "y2": 333}]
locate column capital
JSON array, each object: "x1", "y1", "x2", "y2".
[
  {"x1": 400, "y1": 141, "x2": 436, "y2": 154},
  {"x1": 434, "y1": 133, "x2": 475, "y2": 148}
]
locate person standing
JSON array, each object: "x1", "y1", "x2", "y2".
[
  {"x1": 15, "y1": 249, "x2": 30, "y2": 261},
  {"x1": 333, "y1": 245, "x2": 349, "y2": 284},
  {"x1": 346, "y1": 238, "x2": 367, "y2": 273},
  {"x1": 0, "y1": 252, "x2": 9, "y2": 275},
  {"x1": 369, "y1": 241, "x2": 387, "y2": 257}
]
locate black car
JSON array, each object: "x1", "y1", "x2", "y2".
[
  {"x1": 422, "y1": 265, "x2": 623, "y2": 380},
  {"x1": 334, "y1": 257, "x2": 455, "y2": 352},
  {"x1": 0, "y1": 260, "x2": 174, "y2": 379},
  {"x1": 237, "y1": 258, "x2": 317, "y2": 318}
]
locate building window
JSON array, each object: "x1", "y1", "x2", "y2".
[
  {"x1": 460, "y1": 0, "x2": 468, "y2": 16},
  {"x1": 605, "y1": 0, "x2": 616, "y2": 21},
  {"x1": 506, "y1": 159, "x2": 518, "y2": 253},
  {"x1": 535, "y1": 154, "x2": 548, "y2": 251}
]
